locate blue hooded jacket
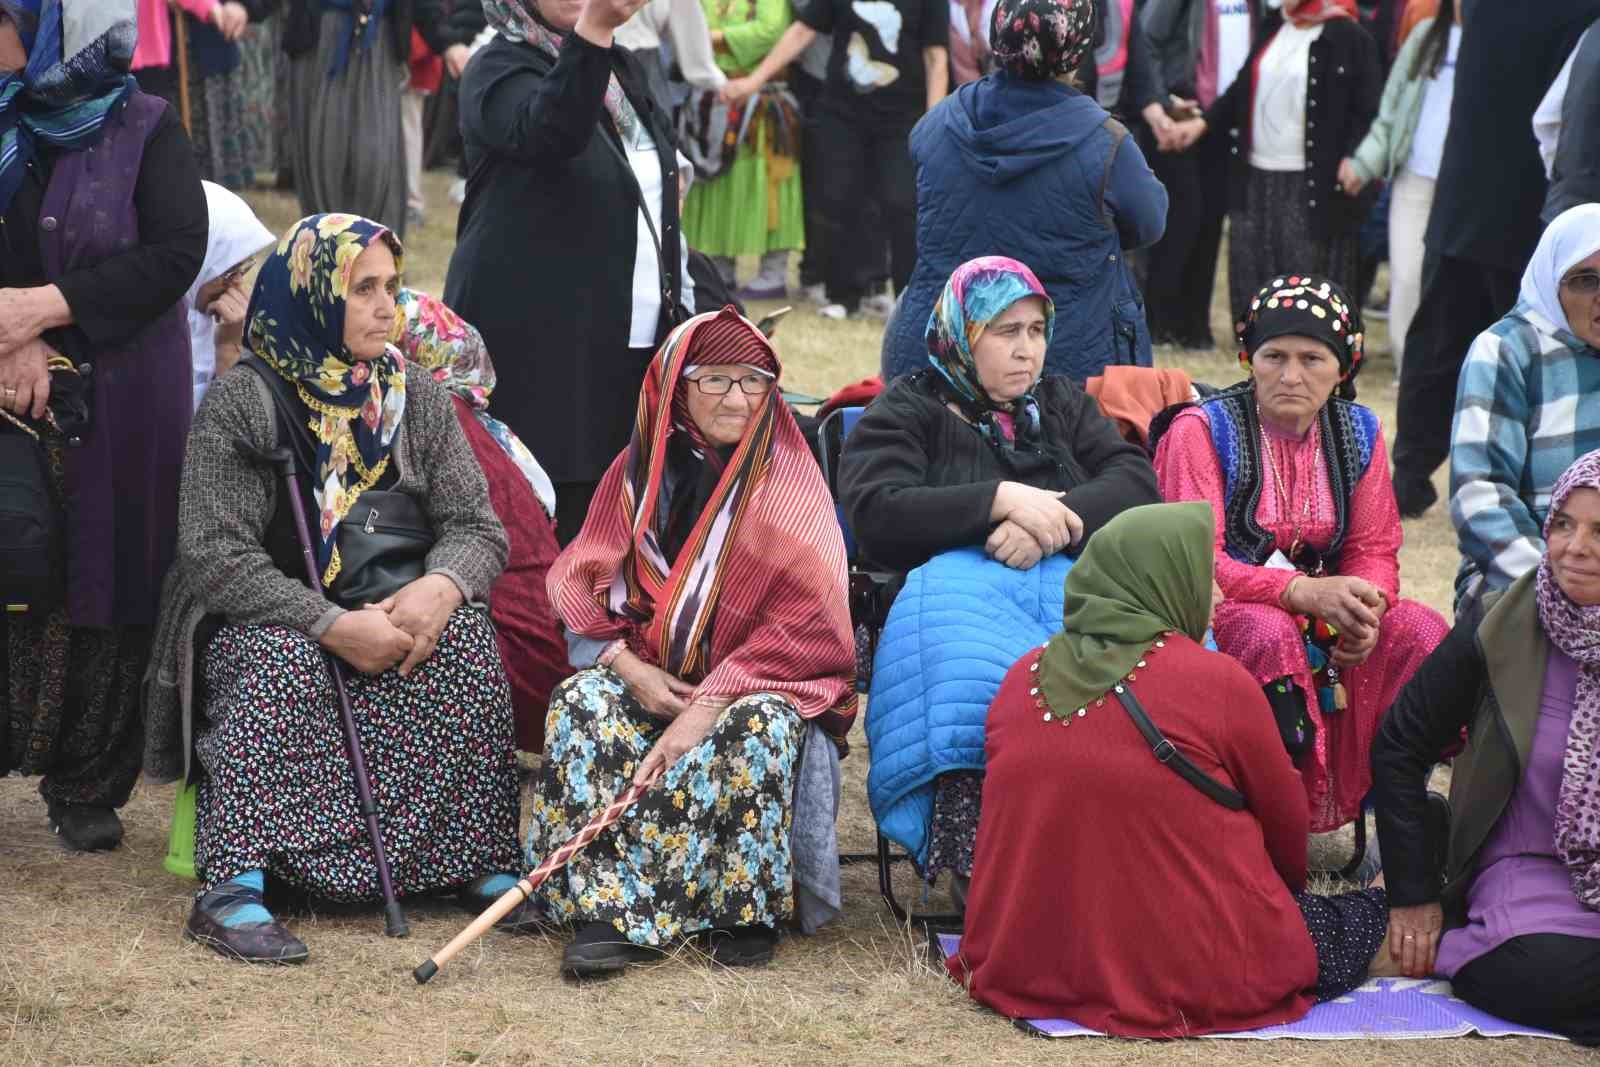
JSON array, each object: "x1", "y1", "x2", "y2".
[{"x1": 883, "y1": 73, "x2": 1168, "y2": 383}]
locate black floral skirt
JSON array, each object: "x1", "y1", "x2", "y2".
[
  {"x1": 1, "y1": 433, "x2": 148, "y2": 808},
  {"x1": 526, "y1": 667, "x2": 802, "y2": 945},
  {"x1": 194, "y1": 607, "x2": 521, "y2": 899},
  {"x1": 1228, "y1": 166, "x2": 1361, "y2": 327}
]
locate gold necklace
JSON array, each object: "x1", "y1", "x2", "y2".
[{"x1": 1258, "y1": 409, "x2": 1319, "y2": 561}]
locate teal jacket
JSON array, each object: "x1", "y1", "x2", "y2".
[{"x1": 1348, "y1": 18, "x2": 1442, "y2": 184}]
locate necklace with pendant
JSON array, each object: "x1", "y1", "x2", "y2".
[{"x1": 1258, "y1": 409, "x2": 1320, "y2": 562}]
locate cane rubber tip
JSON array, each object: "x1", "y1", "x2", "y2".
[
  {"x1": 413, "y1": 960, "x2": 438, "y2": 984},
  {"x1": 385, "y1": 903, "x2": 410, "y2": 939}
]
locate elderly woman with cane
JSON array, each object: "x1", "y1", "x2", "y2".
[
  {"x1": 527, "y1": 306, "x2": 856, "y2": 978},
  {"x1": 144, "y1": 214, "x2": 522, "y2": 965}
]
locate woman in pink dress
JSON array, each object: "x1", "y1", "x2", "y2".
[{"x1": 1153, "y1": 274, "x2": 1447, "y2": 834}]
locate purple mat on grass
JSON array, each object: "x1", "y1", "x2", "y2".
[{"x1": 936, "y1": 934, "x2": 1566, "y2": 1040}]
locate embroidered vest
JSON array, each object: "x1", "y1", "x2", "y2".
[{"x1": 1198, "y1": 382, "x2": 1380, "y2": 571}]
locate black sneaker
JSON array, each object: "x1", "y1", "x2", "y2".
[
  {"x1": 701, "y1": 924, "x2": 778, "y2": 968},
  {"x1": 47, "y1": 801, "x2": 123, "y2": 851},
  {"x1": 561, "y1": 921, "x2": 663, "y2": 978}
]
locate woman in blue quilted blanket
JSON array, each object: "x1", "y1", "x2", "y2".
[{"x1": 840, "y1": 256, "x2": 1158, "y2": 901}]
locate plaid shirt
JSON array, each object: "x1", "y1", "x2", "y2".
[{"x1": 1450, "y1": 301, "x2": 1600, "y2": 600}]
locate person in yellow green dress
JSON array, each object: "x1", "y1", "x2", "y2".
[{"x1": 680, "y1": 0, "x2": 803, "y2": 300}]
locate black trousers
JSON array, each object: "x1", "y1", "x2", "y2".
[
  {"x1": 1142, "y1": 135, "x2": 1229, "y2": 347},
  {"x1": 1452, "y1": 933, "x2": 1600, "y2": 1045},
  {"x1": 1391, "y1": 252, "x2": 1522, "y2": 487},
  {"x1": 554, "y1": 480, "x2": 602, "y2": 547},
  {"x1": 812, "y1": 108, "x2": 917, "y2": 312}
]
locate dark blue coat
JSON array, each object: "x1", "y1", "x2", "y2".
[{"x1": 883, "y1": 74, "x2": 1168, "y2": 383}]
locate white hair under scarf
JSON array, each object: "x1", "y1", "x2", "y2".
[
  {"x1": 187, "y1": 182, "x2": 275, "y2": 411},
  {"x1": 1520, "y1": 203, "x2": 1600, "y2": 338}
]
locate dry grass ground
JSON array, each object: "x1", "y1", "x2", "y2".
[{"x1": 0, "y1": 173, "x2": 1568, "y2": 1066}]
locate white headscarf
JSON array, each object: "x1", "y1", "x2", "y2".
[
  {"x1": 1519, "y1": 203, "x2": 1600, "y2": 338},
  {"x1": 187, "y1": 181, "x2": 274, "y2": 411}
]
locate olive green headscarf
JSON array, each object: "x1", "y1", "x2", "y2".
[{"x1": 1037, "y1": 502, "x2": 1215, "y2": 717}]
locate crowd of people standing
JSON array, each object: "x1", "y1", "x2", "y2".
[{"x1": 2, "y1": 0, "x2": 1600, "y2": 1049}]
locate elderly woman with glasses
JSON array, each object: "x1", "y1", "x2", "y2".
[
  {"x1": 532, "y1": 306, "x2": 856, "y2": 978},
  {"x1": 1449, "y1": 204, "x2": 1600, "y2": 623}
]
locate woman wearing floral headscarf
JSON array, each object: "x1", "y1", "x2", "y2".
[
  {"x1": 1374, "y1": 448, "x2": 1600, "y2": 1044},
  {"x1": 841, "y1": 257, "x2": 1158, "y2": 897},
  {"x1": 144, "y1": 215, "x2": 521, "y2": 965},
  {"x1": 395, "y1": 287, "x2": 567, "y2": 754},
  {"x1": 0, "y1": 0, "x2": 204, "y2": 852},
  {"x1": 842, "y1": 256, "x2": 1158, "y2": 575},
  {"x1": 879, "y1": 0, "x2": 1169, "y2": 380},
  {"x1": 1153, "y1": 273, "x2": 1447, "y2": 841}
]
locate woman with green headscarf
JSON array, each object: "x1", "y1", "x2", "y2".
[{"x1": 947, "y1": 502, "x2": 1402, "y2": 1037}]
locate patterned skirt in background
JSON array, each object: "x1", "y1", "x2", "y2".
[
  {"x1": 1227, "y1": 166, "x2": 1361, "y2": 327},
  {"x1": 923, "y1": 770, "x2": 983, "y2": 881},
  {"x1": 526, "y1": 668, "x2": 802, "y2": 945},
  {"x1": 0, "y1": 433, "x2": 148, "y2": 808},
  {"x1": 1296, "y1": 886, "x2": 1389, "y2": 1001},
  {"x1": 194, "y1": 608, "x2": 522, "y2": 899},
  {"x1": 236, "y1": 24, "x2": 276, "y2": 179}
]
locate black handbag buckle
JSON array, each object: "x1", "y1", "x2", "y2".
[{"x1": 1152, "y1": 739, "x2": 1178, "y2": 764}]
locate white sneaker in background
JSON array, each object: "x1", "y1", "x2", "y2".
[
  {"x1": 449, "y1": 178, "x2": 466, "y2": 205},
  {"x1": 801, "y1": 283, "x2": 829, "y2": 305},
  {"x1": 860, "y1": 292, "x2": 895, "y2": 318},
  {"x1": 818, "y1": 303, "x2": 851, "y2": 320}
]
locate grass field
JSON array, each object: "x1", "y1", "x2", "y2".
[{"x1": 1, "y1": 173, "x2": 1575, "y2": 1067}]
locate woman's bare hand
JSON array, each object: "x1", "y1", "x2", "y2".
[
  {"x1": 370, "y1": 573, "x2": 464, "y2": 676},
  {"x1": 614, "y1": 650, "x2": 696, "y2": 720},
  {"x1": 985, "y1": 518, "x2": 1045, "y2": 570},
  {"x1": 0, "y1": 336, "x2": 54, "y2": 420},
  {"x1": 320, "y1": 609, "x2": 415, "y2": 675},
  {"x1": 1385, "y1": 902, "x2": 1444, "y2": 978},
  {"x1": 1287, "y1": 575, "x2": 1384, "y2": 637},
  {"x1": 575, "y1": 0, "x2": 650, "y2": 45},
  {"x1": 633, "y1": 700, "x2": 721, "y2": 785}
]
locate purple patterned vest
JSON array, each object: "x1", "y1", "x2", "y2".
[{"x1": 38, "y1": 91, "x2": 192, "y2": 628}]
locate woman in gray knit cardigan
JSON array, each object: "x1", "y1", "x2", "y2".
[{"x1": 144, "y1": 215, "x2": 523, "y2": 965}]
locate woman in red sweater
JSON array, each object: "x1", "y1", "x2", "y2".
[{"x1": 948, "y1": 502, "x2": 1399, "y2": 1036}]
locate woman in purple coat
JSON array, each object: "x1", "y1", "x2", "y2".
[{"x1": 0, "y1": 1, "x2": 205, "y2": 851}]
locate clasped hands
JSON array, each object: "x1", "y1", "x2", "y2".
[
  {"x1": 318, "y1": 573, "x2": 462, "y2": 676},
  {"x1": 1282, "y1": 573, "x2": 1387, "y2": 668},
  {"x1": 607, "y1": 650, "x2": 726, "y2": 787},
  {"x1": 986, "y1": 481, "x2": 1083, "y2": 570}
]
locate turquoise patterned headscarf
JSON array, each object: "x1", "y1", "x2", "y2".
[
  {"x1": 244, "y1": 213, "x2": 408, "y2": 587},
  {"x1": 924, "y1": 255, "x2": 1055, "y2": 449},
  {"x1": 0, "y1": 0, "x2": 137, "y2": 216}
]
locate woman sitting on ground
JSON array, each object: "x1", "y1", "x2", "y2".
[
  {"x1": 1154, "y1": 274, "x2": 1447, "y2": 838},
  {"x1": 395, "y1": 288, "x2": 567, "y2": 755},
  {"x1": 534, "y1": 306, "x2": 856, "y2": 978},
  {"x1": 840, "y1": 256, "x2": 1159, "y2": 575},
  {"x1": 1372, "y1": 449, "x2": 1600, "y2": 1045},
  {"x1": 144, "y1": 215, "x2": 522, "y2": 965},
  {"x1": 950, "y1": 502, "x2": 1403, "y2": 1037},
  {"x1": 840, "y1": 255, "x2": 1158, "y2": 899},
  {"x1": 1449, "y1": 203, "x2": 1600, "y2": 621}
]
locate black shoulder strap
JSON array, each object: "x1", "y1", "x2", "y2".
[
  {"x1": 238, "y1": 354, "x2": 316, "y2": 478},
  {"x1": 1098, "y1": 116, "x2": 1129, "y2": 231},
  {"x1": 1114, "y1": 685, "x2": 1247, "y2": 810}
]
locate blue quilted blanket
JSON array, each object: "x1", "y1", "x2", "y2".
[{"x1": 865, "y1": 548, "x2": 1075, "y2": 866}]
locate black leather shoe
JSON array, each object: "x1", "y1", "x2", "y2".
[
  {"x1": 1394, "y1": 475, "x2": 1438, "y2": 519},
  {"x1": 702, "y1": 924, "x2": 778, "y2": 968},
  {"x1": 184, "y1": 902, "x2": 309, "y2": 965},
  {"x1": 561, "y1": 921, "x2": 662, "y2": 978},
  {"x1": 47, "y1": 801, "x2": 123, "y2": 851}
]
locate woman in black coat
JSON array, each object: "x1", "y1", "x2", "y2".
[
  {"x1": 839, "y1": 257, "x2": 1158, "y2": 574},
  {"x1": 444, "y1": 0, "x2": 686, "y2": 543},
  {"x1": 1169, "y1": 0, "x2": 1379, "y2": 325}
]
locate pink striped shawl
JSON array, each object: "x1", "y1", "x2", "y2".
[{"x1": 547, "y1": 309, "x2": 858, "y2": 739}]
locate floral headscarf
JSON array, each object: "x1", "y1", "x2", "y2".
[
  {"x1": 925, "y1": 255, "x2": 1055, "y2": 450},
  {"x1": 244, "y1": 213, "x2": 407, "y2": 587},
  {"x1": 1236, "y1": 273, "x2": 1365, "y2": 384},
  {"x1": 1535, "y1": 448, "x2": 1600, "y2": 910},
  {"x1": 988, "y1": 0, "x2": 1096, "y2": 81},
  {"x1": 395, "y1": 287, "x2": 556, "y2": 516},
  {"x1": 481, "y1": 0, "x2": 639, "y2": 140}
]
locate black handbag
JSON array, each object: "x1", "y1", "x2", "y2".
[
  {"x1": 240, "y1": 357, "x2": 434, "y2": 610},
  {"x1": 0, "y1": 415, "x2": 59, "y2": 613}
]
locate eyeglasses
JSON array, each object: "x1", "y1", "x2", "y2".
[
  {"x1": 1562, "y1": 270, "x2": 1600, "y2": 295},
  {"x1": 689, "y1": 372, "x2": 772, "y2": 396}
]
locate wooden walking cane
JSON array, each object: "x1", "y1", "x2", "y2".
[
  {"x1": 172, "y1": 4, "x2": 192, "y2": 135},
  {"x1": 414, "y1": 774, "x2": 661, "y2": 984}
]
